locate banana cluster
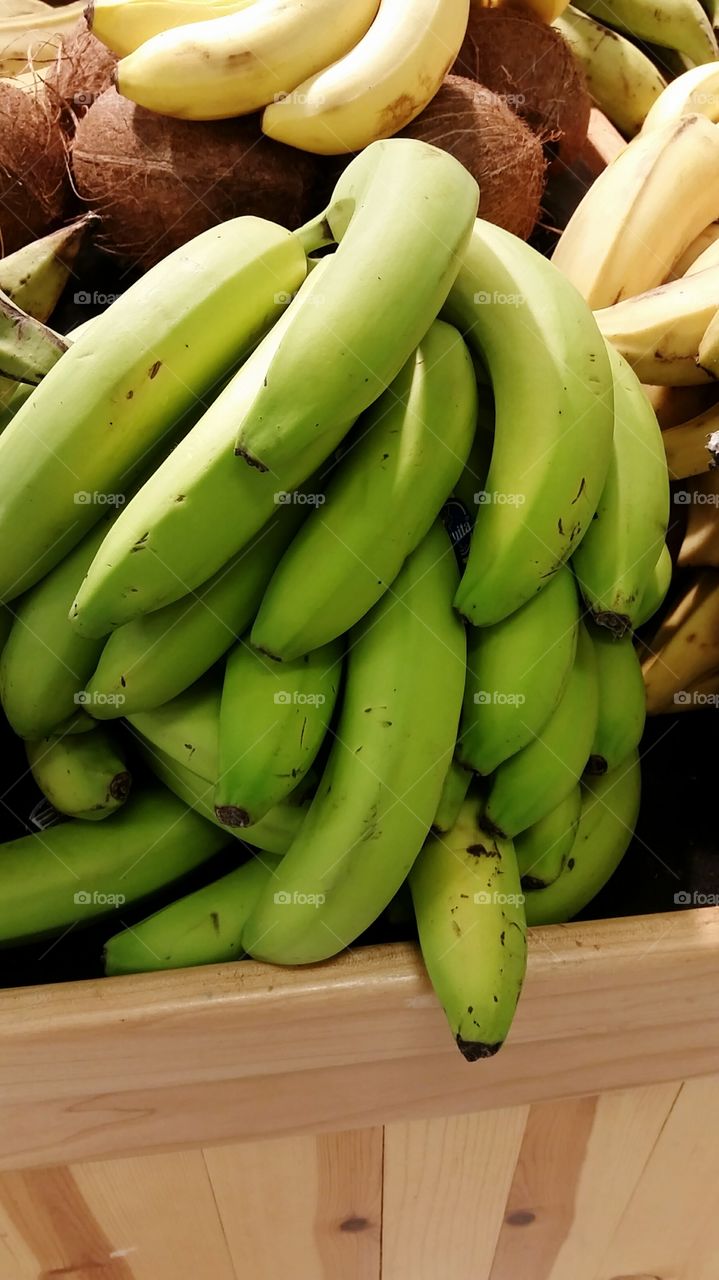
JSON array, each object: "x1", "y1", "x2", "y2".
[
  {"x1": 554, "y1": 1, "x2": 719, "y2": 138},
  {"x1": 92, "y1": 0, "x2": 469, "y2": 153},
  {"x1": 0, "y1": 138, "x2": 663, "y2": 1059}
]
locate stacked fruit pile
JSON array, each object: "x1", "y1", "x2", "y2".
[
  {"x1": 553, "y1": 75, "x2": 719, "y2": 717},
  {"x1": 0, "y1": 134, "x2": 672, "y2": 1058}
]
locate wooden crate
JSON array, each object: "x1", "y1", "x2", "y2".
[{"x1": 0, "y1": 908, "x2": 718, "y2": 1277}]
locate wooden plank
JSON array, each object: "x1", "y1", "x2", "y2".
[
  {"x1": 382, "y1": 1109, "x2": 528, "y2": 1280},
  {"x1": 597, "y1": 1075, "x2": 719, "y2": 1280},
  {"x1": 0, "y1": 1150, "x2": 237, "y2": 1280},
  {"x1": 205, "y1": 1129, "x2": 382, "y2": 1280},
  {"x1": 0, "y1": 911, "x2": 717, "y2": 1170}
]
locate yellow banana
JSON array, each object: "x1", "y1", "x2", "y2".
[
  {"x1": 663, "y1": 405, "x2": 719, "y2": 480},
  {"x1": 641, "y1": 569, "x2": 719, "y2": 712},
  {"x1": 643, "y1": 62, "x2": 719, "y2": 133},
  {"x1": 595, "y1": 268, "x2": 719, "y2": 386},
  {"x1": 91, "y1": 0, "x2": 254, "y2": 57}
]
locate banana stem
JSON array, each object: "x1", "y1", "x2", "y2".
[{"x1": 293, "y1": 214, "x2": 335, "y2": 258}]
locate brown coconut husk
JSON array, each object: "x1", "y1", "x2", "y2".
[
  {"x1": 401, "y1": 75, "x2": 545, "y2": 241},
  {"x1": 0, "y1": 81, "x2": 71, "y2": 256},
  {"x1": 453, "y1": 6, "x2": 590, "y2": 167},
  {"x1": 44, "y1": 18, "x2": 117, "y2": 133},
  {"x1": 71, "y1": 88, "x2": 325, "y2": 271}
]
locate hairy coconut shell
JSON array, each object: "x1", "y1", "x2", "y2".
[
  {"x1": 402, "y1": 76, "x2": 545, "y2": 241},
  {"x1": 71, "y1": 89, "x2": 325, "y2": 271},
  {"x1": 44, "y1": 19, "x2": 117, "y2": 131},
  {"x1": 0, "y1": 81, "x2": 71, "y2": 256},
  {"x1": 453, "y1": 7, "x2": 590, "y2": 165}
]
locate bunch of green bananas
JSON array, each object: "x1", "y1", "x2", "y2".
[
  {"x1": 0, "y1": 136, "x2": 664, "y2": 1061},
  {"x1": 92, "y1": 0, "x2": 470, "y2": 154}
]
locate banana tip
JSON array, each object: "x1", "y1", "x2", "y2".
[
  {"x1": 110, "y1": 771, "x2": 132, "y2": 802},
  {"x1": 592, "y1": 609, "x2": 632, "y2": 638},
  {"x1": 456, "y1": 1035, "x2": 503, "y2": 1062},
  {"x1": 215, "y1": 804, "x2": 252, "y2": 829}
]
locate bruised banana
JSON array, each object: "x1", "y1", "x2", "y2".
[
  {"x1": 242, "y1": 522, "x2": 466, "y2": 964},
  {"x1": 663, "y1": 405, "x2": 719, "y2": 481},
  {"x1": 595, "y1": 267, "x2": 719, "y2": 386},
  {"x1": 458, "y1": 566, "x2": 579, "y2": 776},
  {"x1": 71, "y1": 264, "x2": 343, "y2": 638},
  {"x1": 485, "y1": 623, "x2": 599, "y2": 839},
  {"x1": 261, "y1": 0, "x2": 469, "y2": 154},
  {"x1": 104, "y1": 856, "x2": 280, "y2": 976},
  {"x1": 117, "y1": 0, "x2": 380, "y2": 119},
  {"x1": 0, "y1": 787, "x2": 227, "y2": 945},
  {"x1": 250, "y1": 320, "x2": 477, "y2": 661},
  {"x1": 215, "y1": 638, "x2": 342, "y2": 827},
  {"x1": 586, "y1": 629, "x2": 646, "y2": 775},
  {"x1": 573, "y1": 344, "x2": 669, "y2": 636},
  {"x1": 554, "y1": 7, "x2": 666, "y2": 138},
  {"x1": 445, "y1": 220, "x2": 613, "y2": 627},
  {"x1": 0, "y1": 217, "x2": 306, "y2": 604},
  {"x1": 524, "y1": 753, "x2": 641, "y2": 926},
  {"x1": 410, "y1": 794, "x2": 527, "y2": 1061},
  {"x1": 234, "y1": 139, "x2": 478, "y2": 473},
  {"x1": 553, "y1": 115, "x2": 719, "y2": 308},
  {"x1": 25, "y1": 727, "x2": 131, "y2": 821},
  {"x1": 84, "y1": 501, "x2": 306, "y2": 718},
  {"x1": 515, "y1": 785, "x2": 582, "y2": 891},
  {"x1": 571, "y1": 0, "x2": 717, "y2": 68}
]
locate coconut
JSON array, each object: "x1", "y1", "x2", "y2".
[
  {"x1": 43, "y1": 19, "x2": 117, "y2": 132},
  {"x1": 401, "y1": 75, "x2": 545, "y2": 241},
  {"x1": 453, "y1": 6, "x2": 590, "y2": 166},
  {"x1": 0, "y1": 81, "x2": 71, "y2": 256},
  {"x1": 71, "y1": 88, "x2": 325, "y2": 271}
]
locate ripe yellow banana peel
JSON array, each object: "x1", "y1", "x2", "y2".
[{"x1": 470, "y1": 0, "x2": 571, "y2": 23}]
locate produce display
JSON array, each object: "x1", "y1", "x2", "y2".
[{"x1": 0, "y1": 0, "x2": 715, "y2": 1063}]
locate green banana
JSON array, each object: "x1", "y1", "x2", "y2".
[
  {"x1": 25, "y1": 727, "x2": 131, "y2": 821},
  {"x1": 572, "y1": 0, "x2": 718, "y2": 65},
  {"x1": 452, "y1": 391, "x2": 495, "y2": 516},
  {"x1": 83, "y1": 502, "x2": 306, "y2": 719},
  {"x1": 554, "y1": 8, "x2": 666, "y2": 137},
  {"x1": 126, "y1": 674, "x2": 222, "y2": 782},
  {"x1": 70, "y1": 263, "x2": 347, "y2": 639},
  {"x1": 0, "y1": 382, "x2": 33, "y2": 434},
  {"x1": 104, "y1": 856, "x2": 280, "y2": 976},
  {"x1": 0, "y1": 787, "x2": 228, "y2": 944},
  {"x1": 0, "y1": 519, "x2": 114, "y2": 738},
  {"x1": 635, "y1": 543, "x2": 672, "y2": 627},
  {"x1": 444, "y1": 220, "x2": 614, "y2": 627},
  {"x1": 250, "y1": 320, "x2": 477, "y2": 660},
  {"x1": 485, "y1": 623, "x2": 599, "y2": 839},
  {"x1": 137, "y1": 742, "x2": 309, "y2": 855},
  {"x1": 458, "y1": 566, "x2": 579, "y2": 776},
  {"x1": 234, "y1": 139, "x2": 479, "y2": 473},
  {"x1": 515, "y1": 785, "x2": 582, "y2": 890},
  {"x1": 0, "y1": 294, "x2": 68, "y2": 385},
  {"x1": 215, "y1": 638, "x2": 342, "y2": 827},
  {"x1": 0, "y1": 607, "x2": 11, "y2": 657},
  {"x1": 242, "y1": 522, "x2": 466, "y2": 965},
  {"x1": 0, "y1": 217, "x2": 306, "y2": 604},
  {"x1": 0, "y1": 216, "x2": 95, "y2": 323},
  {"x1": 573, "y1": 344, "x2": 669, "y2": 636},
  {"x1": 432, "y1": 758, "x2": 473, "y2": 834},
  {"x1": 586, "y1": 629, "x2": 646, "y2": 774},
  {"x1": 410, "y1": 794, "x2": 527, "y2": 1060},
  {"x1": 524, "y1": 752, "x2": 641, "y2": 925}
]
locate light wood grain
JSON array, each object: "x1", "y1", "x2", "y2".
[
  {"x1": 0, "y1": 911, "x2": 717, "y2": 1169},
  {"x1": 0, "y1": 1150, "x2": 237, "y2": 1280},
  {"x1": 382, "y1": 1109, "x2": 528, "y2": 1280},
  {"x1": 597, "y1": 1075, "x2": 719, "y2": 1280},
  {"x1": 205, "y1": 1129, "x2": 382, "y2": 1280}
]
